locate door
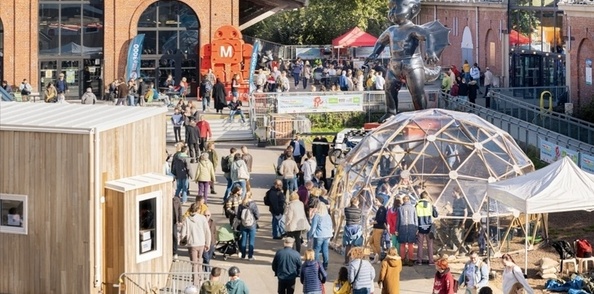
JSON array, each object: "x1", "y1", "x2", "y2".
[{"x1": 39, "y1": 59, "x2": 103, "y2": 100}]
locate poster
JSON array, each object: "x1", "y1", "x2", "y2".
[
  {"x1": 580, "y1": 153, "x2": 594, "y2": 174},
  {"x1": 66, "y1": 70, "x2": 75, "y2": 83},
  {"x1": 538, "y1": 137, "x2": 556, "y2": 163},
  {"x1": 354, "y1": 47, "x2": 390, "y2": 59},
  {"x1": 295, "y1": 48, "x2": 323, "y2": 60},
  {"x1": 586, "y1": 58, "x2": 592, "y2": 86},
  {"x1": 44, "y1": 70, "x2": 52, "y2": 78},
  {"x1": 277, "y1": 93, "x2": 363, "y2": 113},
  {"x1": 556, "y1": 145, "x2": 579, "y2": 164}
]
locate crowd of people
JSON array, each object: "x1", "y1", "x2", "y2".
[{"x1": 440, "y1": 60, "x2": 494, "y2": 109}]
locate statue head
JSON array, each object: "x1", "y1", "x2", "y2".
[{"x1": 388, "y1": 0, "x2": 421, "y2": 24}]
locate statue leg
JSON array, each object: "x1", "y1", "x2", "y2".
[
  {"x1": 379, "y1": 71, "x2": 402, "y2": 123},
  {"x1": 406, "y1": 68, "x2": 427, "y2": 110}
]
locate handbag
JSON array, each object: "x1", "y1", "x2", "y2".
[{"x1": 180, "y1": 236, "x2": 188, "y2": 246}]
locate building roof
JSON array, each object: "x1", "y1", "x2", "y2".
[
  {"x1": 105, "y1": 173, "x2": 173, "y2": 193},
  {"x1": 0, "y1": 102, "x2": 168, "y2": 134}
]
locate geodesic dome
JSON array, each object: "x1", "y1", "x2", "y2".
[{"x1": 330, "y1": 109, "x2": 535, "y2": 243}]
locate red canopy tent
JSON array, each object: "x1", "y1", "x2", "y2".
[
  {"x1": 332, "y1": 27, "x2": 378, "y2": 47},
  {"x1": 510, "y1": 29, "x2": 531, "y2": 46}
]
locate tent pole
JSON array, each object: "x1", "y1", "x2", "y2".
[
  {"x1": 525, "y1": 213, "x2": 528, "y2": 275},
  {"x1": 486, "y1": 197, "x2": 491, "y2": 266}
]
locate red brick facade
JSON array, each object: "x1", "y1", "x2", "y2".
[
  {"x1": 561, "y1": 4, "x2": 594, "y2": 106},
  {"x1": 0, "y1": 0, "x2": 239, "y2": 91}
]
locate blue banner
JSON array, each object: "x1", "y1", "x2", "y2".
[
  {"x1": 126, "y1": 34, "x2": 145, "y2": 81},
  {"x1": 248, "y1": 39, "x2": 261, "y2": 94},
  {"x1": 580, "y1": 153, "x2": 594, "y2": 173},
  {"x1": 539, "y1": 137, "x2": 556, "y2": 163}
]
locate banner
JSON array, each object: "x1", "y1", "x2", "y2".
[
  {"x1": 295, "y1": 48, "x2": 323, "y2": 60},
  {"x1": 126, "y1": 34, "x2": 145, "y2": 81},
  {"x1": 538, "y1": 137, "x2": 556, "y2": 163},
  {"x1": 580, "y1": 153, "x2": 594, "y2": 173},
  {"x1": 248, "y1": 39, "x2": 261, "y2": 94},
  {"x1": 277, "y1": 94, "x2": 363, "y2": 114},
  {"x1": 354, "y1": 46, "x2": 390, "y2": 59},
  {"x1": 557, "y1": 145, "x2": 579, "y2": 164}
]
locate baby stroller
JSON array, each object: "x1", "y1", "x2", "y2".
[{"x1": 215, "y1": 223, "x2": 239, "y2": 260}]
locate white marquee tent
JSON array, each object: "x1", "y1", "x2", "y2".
[{"x1": 488, "y1": 156, "x2": 594, "y2": 213}]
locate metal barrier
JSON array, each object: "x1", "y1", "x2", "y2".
[
  {"x1": 493, "y1": 86, "x2": 569, "y2": 106},
  {"x1": 116, "y1": 262, "x2": 229, "y2": 294},
  {"x1": 439, "y1": 93, "x2": 594, "y2": 155},
  {"x1": 490, "y1": 89, "x2": 594, "y2": 145}
]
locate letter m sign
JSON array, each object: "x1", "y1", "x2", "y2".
[{"x1": 220, "y1": 46, "x2": 233, "y2": 58}]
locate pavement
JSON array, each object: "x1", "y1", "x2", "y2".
[{"x1": 167, "y1": 141, "x2": 504, "y2": 293}]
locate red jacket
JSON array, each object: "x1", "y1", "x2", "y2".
[
  {"x1": 433, "y1": 269, "x2": 455, "y2": 294},
  {"x1": 386, "y1": 207, "x2": 398, "y2": 234},
  {"x1": 196, "y1": 120, "x2": 211, "y2": 139}
]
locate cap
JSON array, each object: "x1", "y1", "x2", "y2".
[{"x1": 283, "y1": 237, "x2": 295, "y2": 246}]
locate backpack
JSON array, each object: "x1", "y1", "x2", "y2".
[
  {"x1": 171, "y1": 154, "x2": 188, "y2": 177},
  {"x1": 576, "y1": 239, "x2": 593, "y2": 258},
  {"x1": 221, "y1": 155, "x2": 231, "y2": 173},
  {"x1": 552, "y1": 240, "x2": 575, "y2": 259},
  {"x1": 450, "y1": 83, "x2": 459, "y2": 96},
  {"x1": 240, "y1": 205, "x2": 255, "y2": 227}
]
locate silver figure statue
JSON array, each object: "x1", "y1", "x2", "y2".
[{"x1": 365, "y1": 0, "x2": 450, "y2": 122}]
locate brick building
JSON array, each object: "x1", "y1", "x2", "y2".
[{"x1": 420, "y1": 0, "x2": 594, "y2": 106}]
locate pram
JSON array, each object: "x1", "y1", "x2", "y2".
[{"x1": 215, "y1": 223, "x2": 240, "y2": 260}]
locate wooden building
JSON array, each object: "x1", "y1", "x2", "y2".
[{"x1": 0, "y1": 102, "x2": 173, "y2": 294}]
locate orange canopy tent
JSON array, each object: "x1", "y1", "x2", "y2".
[
  {"x1": 510, "y1": 29, "x2": 530, "y2": 46},
  {"x1": 332, "y1": 27, "x2": 378, "y2": 47}
]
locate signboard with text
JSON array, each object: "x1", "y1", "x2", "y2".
[
  {"x1": 539, "y1": 137, "x2": 556, "y2": 163},
  {"x1": 277, "y1": 94, "x2": 363, "y2": 114}
]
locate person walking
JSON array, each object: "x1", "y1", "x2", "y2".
[
  {"x1": 343, "y1": 197, "x2": 363, "y2": 265},
  {"x1": 186, "y1": 118, "x2": 201, "y2": 163},
  {"x1": 458, "y1": 251, "x2": 490, "y2": 294},
  {"x1": 369, "y1": 197, "x2": 387, "y2": 264},
  {"x1": 300, "y1": 152, "x2": 317, "y2": 185},
  {"x1": 308, "y1": 202, "x2": 333, "y2": 270},
  {"x1": 501, "y1": 254, "x2": 534, "y2": 294},
  {"x1": 332, "y1": 267, "x2": 352, "y2": 294},
  {"x1": 171, "y1": 108, "x2": 184, "y2": 143},
  {"x1": 386, "y1": 197, "x2": 401, "y2": 251},
  {"x1": 199, "y1": 76, "x2": 213, "y2": 112},
  {"x1": 200, "y1": 267, "x2": 227, "y2": 294},
  {"x1": 397, "y1": 195, "x2": 418, "y2": 266},
  {"x1": 213, "y1": 78, "x2": 227, "y2": 114},
  {"x1": 483, "y1": 67, "x2": 494, "y2": 108},
  {"x1": 172, "y1": 146, "x2": 191, "y2": 204},
  {"x1": 377, "y1": 247, "x2": 402, "y2": 294},
  {"x1": 55, "y1": 74, "x2": 69, "y2": 102},
  {"x1": 224, "y1": 186, "x2": 243, "y2": 227},
  {"x1": 284, "y1": 192, "x2": 310, "y2": 254},
  {"x1": 289, "y1": 135, "x2": 306, "y2": 165},
  {"x1": 222, "y1": 148, "x2": 238, "y2": 202},
  {"x1": 201, "y1": 210, "x2": 217, "y2": 272},
  {"x1": 230, "y1": 153, "x2": 250, "y2": 199},
  {"x1": 272, "y1": 237, "x2": 302, "y2": 294},
  {"x1": 205, "y1": 142, "x2": 219, "y2": 195},
  {"x1": 265, "y1": 179, "x2": 287, "y2": 239},
  {"x1": 348, "y1": 247, "x2": 376, "y2": 294},
  {"x1": 194, "y1": 153, "x2": 216, "y2": 202},
  {"x1": 180, "y1": 203, "x2": 211, "y2": 286},
  {"x1": 237, "y1": 192, "x2": 259, "y2": 260},
  {"x1": 301, "y1": 248, "x2": 327, "y2": 294},
  {"x1": 173, "y1": 194, "x2": 182, "y2": 260},
  {"x1": 433, "y1": 258, "x2": 456, "y2": 294},
  {"x1": 416, "y1": 191, "x2": 438, "y2": 265},
  {"x1": 241, "y1": 146, "x2": 253, "y2": 190},
  {"x1": 197, "y1": 115, "x2": 212, "y2": 152},
  {"x1": 226, "y1": 266, "x2": 249, "y2": 294},
  {"x1": 280, "y1": 155, "x2": 300, "y2": 195}
]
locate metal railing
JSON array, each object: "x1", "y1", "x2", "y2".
[
  {"x1": 490, "y1": 89, "x2": 594, "y2": 145},
  {"x1": 492, "y1": 86, "x2": 569, "y2": 105},
  {"x1": 558, "y1": 0, "x2": 594, "y2": 4},
  {"x1": 439, "y1": 93, "x2": 594, "y2": 155}
]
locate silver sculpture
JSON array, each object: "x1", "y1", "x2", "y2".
[{"x1": 365, "y1": 0, "x2": 450, "y2": 122}]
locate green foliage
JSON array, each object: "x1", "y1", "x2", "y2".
[
  {"x1": 242, "y1": 0, "x2": 390, "y2": 45},
  {"x1": 308, "y1": 112, "x2": 382, "y2": 132},
  {"x1": 525, "y1": 145, "x2": 548, "y2": 170},
  {"x1": 574, "y1": 99, "x2": 594, "y2": 124}
]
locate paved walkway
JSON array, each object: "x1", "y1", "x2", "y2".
[{"x1": 169, "y1": 141, "x2": 496, "y2": 293}]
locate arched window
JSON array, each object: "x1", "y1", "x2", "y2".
[{"x1": 138, "y1": 1, "x2": 200, "y2": 91}]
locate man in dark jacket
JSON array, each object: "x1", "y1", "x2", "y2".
[
  {"x1": 172, "y1": 146, "x2": 191, "y2": 204},
  {"x1": 265, "y1": 179, "x2": 286, "y2": 239},
  {"x1": 272, "y1": 237, "x2": 301, "y2": 294},
  {"x1": 289, "y1": 135, "x2": 306, "y2": 165},
  {"x1": 312, "y1": 136, "x2": 329, "y2": 177},
  {"x1": 185, "y1": 118, "x2": 200, "y2": 163},
  {"x1": 172, "y1": 195, "x2": 182, "y2": 260}
]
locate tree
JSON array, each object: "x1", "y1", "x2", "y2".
[{"x1": 242, "y1": 0, "x2": 389, "y2": 45}]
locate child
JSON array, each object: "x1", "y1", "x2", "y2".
[
  {"x1": 200, "y1": 267, "x2": 227, "y2": 294},
  {"x1": 332, "y1": 267, "x2": 352, "y2": 294}
]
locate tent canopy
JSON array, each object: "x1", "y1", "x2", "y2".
[
  {"x1": 509, "y1": 29, "x2": 530, "y2": 46},
  {"x1": 487, "y1": 157, "x2": 594, "y2": 214},
  {"x1": 332, "y1": 27, "x2": 377, "y2": 47}
]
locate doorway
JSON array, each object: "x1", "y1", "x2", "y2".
[{"x1": 39, "y1": 59, "x2": 103, "y2": 100}]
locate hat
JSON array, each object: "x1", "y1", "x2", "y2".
[
  {"x1": 486, "y1": 67, "x2": 490, "y2": 70},
  {"x1": 284, "y1": 237, "x2": 295, "y2": 246}
]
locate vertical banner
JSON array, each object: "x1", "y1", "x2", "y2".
[
  {"x1": 126, "y1": 34, "x2": 145, "y2": 81},
  {"x1": 580, "y1": 153, "x2": 594, "y2": 174},
  {"x1": 248, "y1": 39, "x2": 261, "y2": 94},
  {"x1": 586, "y1": 58, "x2": 592, "y2": 86},
  {"x1": 539, "y1": 137, "x2": 556, "y2": 163}
]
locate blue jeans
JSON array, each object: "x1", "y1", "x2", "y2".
[
  {"x1": 313, "y1": 237, "x2": 330, "y2": 269},
  {"x1": 223, "y1": 176, "x2": 233, "y2": 202},
  {"x1": 233, "y1": 180, "x2": 247, "y2": 199},
  {"x1": 202, "y1": 93, "x2": 211, "y2": 110},
  {"x1": 283, "y1": 178, "x2": 297, "y2": 195},
  {"x1": 272, "y1": 214, "x2": 285, "y2": 239},
  {"x1": 175, "y1": 178, "x2": 189, "y2": 203},
  {"x1": 352, "y1": 288, "x2": 370, "y2": 294},
  {"x1": 202, "y1": 243, "x2": 215, "y2": 271},
  {"x1": 229, "y1": 109, "x2": 245, "y2": 123},
  {"x1": 240, "y1": 226, "x2": 256, "y2": 258},
  {"x1": 127, "y1": 95, "x2": 136, "y2": 106}
]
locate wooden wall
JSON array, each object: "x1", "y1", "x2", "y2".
[
  {"x1": 104, "y1": 184, "x2": 173, "y2": 294},
  {"x1": 0, "y1": 130, "x2": 92, "y2": 294}
]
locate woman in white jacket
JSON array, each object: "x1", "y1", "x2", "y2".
[
  {"x1": 181, "y1": 203, "x2": 211, "y2": 286},
  {"x1": 284, "y1": 192, "x2": 310, "y2": 254},
  {"x1": 501, "y1": 254, "x2": 534, "y2": 294}
]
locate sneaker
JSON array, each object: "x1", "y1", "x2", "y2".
[
  {"x1": 210, "y1": 190, "x2": 217, "y2": 194},
  {"x1": 173, "y1": 254, "x2": 179, "y2": 260},
  {"x1": 248, "y1": 257, "x2": 255, "y2": 261}
]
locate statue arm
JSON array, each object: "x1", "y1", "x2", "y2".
[
  {"x1": 413, "y1": 27, "x2": 439, "y2": 64},
  {"x1": 366, "y1": 30, "x2": 390, "y2": 63}
]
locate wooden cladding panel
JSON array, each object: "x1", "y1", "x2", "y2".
[{"x1": 0, "y1": 130, "x2": 92, "y2": 294}]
